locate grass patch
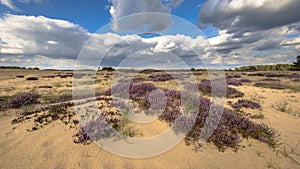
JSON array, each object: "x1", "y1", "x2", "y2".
[
  {"x1": 273, "y1": 100, "x2": 300, "y2": 117},
  {"x1": 254, "y1": 82, "x2": 286, "y2": 90},
  {"x1": 251, "y1": 112, "x2": 264, "y2": 119}
]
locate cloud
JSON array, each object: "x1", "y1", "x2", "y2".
[
  {"x1": 199, "y1": 0, "x2": 300, "y2": 35},
  {"x1": 0, "y1": 14, "x2": 217, "y2": 69},
  {"x1": 210, "y1": 23, "x2": 300, "y2": 53},
  {"x1": 0, "y1": 14, "x2": 90, "y2": 59},
  {"x1": 80, "y1": 33, "x2": 215, "y2": 69},
  {"x1": 108, "y1": 0, "x2": 184, "y2": 32},
  {"x1": 0, "y1": 55, "x2": 78, "y2": 70},
  {"x1": 282, "y1": 36, "x2": 300, "y2": 50},
  {"x1": 254, "y1": 40, "x2": 281, "y2": 51},
  {"x1": 1, "y1": 13, "x2": 298, "y2": 70},
  {"x1": 152, "y1": 39, "x2": 178, "y2": 53},
  {"x1": 0, "y1": 0, "x2": 46, "y2": 11},
  {"x1": 0, "y1": 0, "x2": 19, "y2": 11},
  {"x1": 199, "y1": 0, "x2": 300, "y2": 51},
  {"x1": 18, "y1": 0, "x2": 46, "y2": 4},
  {"x1": 198, "y1": 0, "x2": 300, "y2": 65}
]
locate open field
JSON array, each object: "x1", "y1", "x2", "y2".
[{"x1": 0, "y1": 69, "x2": 300, "y2": 169}]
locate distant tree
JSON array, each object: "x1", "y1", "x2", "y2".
[
  {"x1": 101, "y1": 66, "x2": 115, "y2": 71},
  {"x1": 0, "y1": 66, "x2": 25, "y2": 69},
  {"x1": 191, "y1": 68, "x2": 196, "y2": 71},
  {"x1": 28, "y1": 67, "x2": 40, "y2": 70},
  {"x1": 292, "y1": 55, "x2": 300, "y2": 71}
]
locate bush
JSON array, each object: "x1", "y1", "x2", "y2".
[
  {"x1": 149, "y1": 73, "x2": 174, "y2": 82},
  {"x1": 226, "y1": 78, "x2": 243, "y2": 86},
  {"x1": 106, "y1": 82, "x2": 157, "y2": 100},
  {"x1": 38, "y1": 86, "x2": 53, "y2": 89},
  {"x1": 26, "y1": 77, "x2": 39, "y2": 81},
  {"x1": 239, "y1": 78, "x2": 252, "y2": 83},
  {"x1": 261, "y1": 78, "x2": 280, "y2": 82},
  {"x1": 254, "y1": 82, "x2": 286, "y2": 90},
  {"x1": 140, "y1": 69, "x2": 162, "y2": 74},
  {"x1": 286, "y1": 73, "x2": 300, "y2": 79},
  {"x1": 227, "y1": 87, "x2": 245, "y2": 98},
  {"x1": 229, "y1": 99, "x2": 261, "y2": 109},
  {"x1": 41, "y1": 75, "x2": 55, "y2": 78},
  {"x1": 247, "y1": 73, "x2": 265, "y2": 77},
  {"x1": 99, "y1": 81, "x2": 277, "y2": 152},
  {"x1": 184, "y1": 80, "x2": 244, "y2": 98},
  {"x1": 185, "y1": 108, "x2": 277, "y2": 151},
  {"x1": 228, "y1": 74, "x2": 241, "y2": 78},
  {"x1": 10, "y1": 93, "x2": 39, "y2": 108},
  {"x1": 83, "y1": 114, "x2": 113, "y2": 140}
]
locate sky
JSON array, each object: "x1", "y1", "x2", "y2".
[{"x1": 0, "y1": 0, "x2": 300, "y2": 69}]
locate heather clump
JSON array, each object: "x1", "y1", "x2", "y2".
[
  {"x1": 229, "y1": 99, "x2": 261, "y2": 110},
  {"x1": 10, "y1": 93, "x2": 39, "y2": 108}
]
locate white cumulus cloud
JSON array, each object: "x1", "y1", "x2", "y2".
[
  {"x1": 108, "y1": 0, "x2": 184, "y2": 32},
  {"x1": 0, "y1": 14, "x2": 90, "y2": 59}
]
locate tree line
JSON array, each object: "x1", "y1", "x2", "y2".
[
  {"x1": 0, "y1": 66, "x2": 40, "y2": 70},
  {"x1": 234, "y1": 56, "x2": 300, "y2": 71}
]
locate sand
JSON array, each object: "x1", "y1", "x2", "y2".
[{"x1": 0, "y1": 70, "x2": 300, "y2": 169}]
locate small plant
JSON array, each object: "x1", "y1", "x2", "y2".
[
  {"x1": 251, "y1": 112, "x2": 264, "y2": 119},
  {"x1": 73, "y1": 128, "x2": 91, "y2": 144},
  {"x1": 248, "y1": 94, "x2": 265, "y2": 104},
  {"x1": 265, "y1": 158, "x2": 280, "y2": 169},
  {"x1": 254, "y1": 149, "x2": 264, "y2": 157},
  {"x1": 273, "y1": 100, "x2": 288, "y2": 112},
  {"x1": 73, "y1": 104, "x2": 139, "y2": 145},
  {"x1": 116, "y1": 119, "x2": 139, "y2": 137},
  {"x1": 274, "y1": 142, "x2": 300, "y2": 166},
  {"x1": 273, "y1": 100, "x2": 299, "y2": 116},
  {"x1": 18, "y1": 104, "x2": 36, "y2": 116},
  {"x1": 0, "y1": 96, "x2": 10, "y2": 110}
]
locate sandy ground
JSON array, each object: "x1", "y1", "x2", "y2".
[{"x1": 0, "y1": 70, "x2": 300, "y2": 169}]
